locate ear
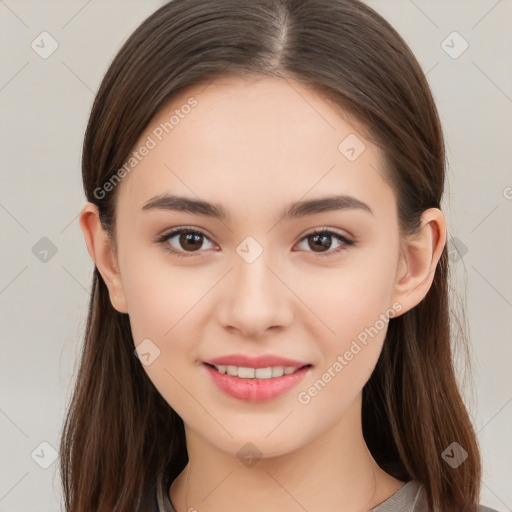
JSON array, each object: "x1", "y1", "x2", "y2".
[
  {"x1": 78, "y1": 202, "x2": 128, "y2": 313},
  {"x1": 390, "y1": 208, "x2": 447, "y2": 316}
]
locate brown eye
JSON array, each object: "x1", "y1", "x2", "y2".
[
  {"x1": 156, "y1": 227, "x2": 354, "y2": 258},
  {"x1": 308, "y1": 232, "x2": 333, "y2": 252},
  {"x1": 157, "y1": 228, "x2": 215, "y2": 257},
  {"x1": 178, "y1": 232, "x2": 204, "y2": 251},
  {"x1": 296, "y1": 229, "x2": 354, "y2": 257}
]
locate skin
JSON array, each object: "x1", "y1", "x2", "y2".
[{"x1": 79, "y1": 75, "x2": 446, "y2": 512}]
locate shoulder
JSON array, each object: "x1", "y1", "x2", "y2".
[
  {"x1": 414, "y1": 482, "x2": 502, "y2": 512},
  {"x1": 371, "y1": 480, "x2": 502, "y2": 512}
]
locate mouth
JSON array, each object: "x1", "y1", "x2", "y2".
[
  {"x1": 203, "y1": 362, "x2": 312, "y2": 379},
  {"x1": 202, "y1": 362, "x2": 313, "y2": 402}
]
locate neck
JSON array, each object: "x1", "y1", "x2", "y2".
[{"x1": 170, "y1": 393, "x2": 404, "y2": 512}]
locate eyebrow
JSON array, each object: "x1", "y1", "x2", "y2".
[{"x1": 141, "y1": 193, "x2": 373, "y2": 223}]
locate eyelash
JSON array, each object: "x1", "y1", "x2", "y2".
[{"x1": 155, "y1": 227, "x2": 355, "y2": 258}]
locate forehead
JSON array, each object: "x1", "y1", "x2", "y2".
[{"x1": 116, "y1": 75, "x2": 395, "y2": 223}]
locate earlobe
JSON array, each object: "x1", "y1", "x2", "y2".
[
  {"x1": 78, "y1": 202, "x2": 129, "y2": 313},
  {"x1": 390, "y1": 208, "x2": 447, "y2": 316}
]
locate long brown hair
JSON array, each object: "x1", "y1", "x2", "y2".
[{"x1": 59, "y1": 1, "x2": 482, "y2": 510}]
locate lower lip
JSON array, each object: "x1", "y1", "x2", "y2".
[{"x1": 203, "y1": 363, "x2": 311, "y2": 402}]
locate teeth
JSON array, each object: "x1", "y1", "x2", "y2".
[{"x1": 213, "y1": 364, "x2": 301, "y2": 379}]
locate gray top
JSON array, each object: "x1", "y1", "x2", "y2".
[
  {"x1": 369, "y1": 480, "x2": 499, "y2": 511},
  {"x1": 154, "y1": 478, "x2": 501, "y2": 512}
]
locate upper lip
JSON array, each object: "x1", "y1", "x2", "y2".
[{"x1": 204, "y1": 354, "x2": 311, "y2": 369}]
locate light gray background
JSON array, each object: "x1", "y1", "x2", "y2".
[{"x1": 1, "y1": 1, "x2": 511, "y2": 511}]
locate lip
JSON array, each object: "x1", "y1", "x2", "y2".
[
  {"x1": 203, "y1": 363, "x2": 312, "y2": 402},
  {"x1": 204, "y1": 354, "x2": 311, "y2": 369}
]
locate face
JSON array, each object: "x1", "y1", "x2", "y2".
[{"x1": 90, "y1": 75, "x2": 421, "y2": 458}]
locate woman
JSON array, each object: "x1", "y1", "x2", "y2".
[{"x1": 60, "y1": 1, "x2": 500, "y2": 511}]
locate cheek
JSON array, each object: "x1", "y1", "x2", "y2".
[
  {"x1": 310, "y1": 290, "x2": 389, "y2": 396},
  {"x1": 121, "y1": 250, "x2": 210, "y2": 343},
  {"x1": 295, "y1": 274, "x2": 393, "y2": 417},
  {"x1": 124, "y1": 262, "x2": 205, "y2": 414},
  {"x1": 294, "y1": 254, "x2": 396, "y2": 338},
  {"x1": 292, "y1": 251, "x2": 397, "y2": 387}
]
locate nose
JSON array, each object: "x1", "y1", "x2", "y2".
[{"x1": 216, "y1": 252, "x2": 294, "y2": 338}]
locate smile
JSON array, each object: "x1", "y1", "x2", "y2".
[
  {"x1": 203, "y1": 363, "x2": 312, "y2": 402},
  {"x1": 207, "y1": 363, "x2": 309, "y2": 379}
]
